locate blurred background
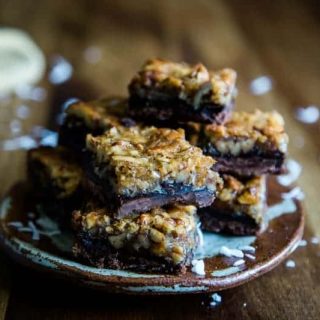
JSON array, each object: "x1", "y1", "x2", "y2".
[{"x1": 0, "y1": 0, "x2": 319, "y2": 318}]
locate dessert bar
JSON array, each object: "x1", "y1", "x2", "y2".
[
  {"x1": 72, "y1": 204, "x2": 198, "y2": 274},
  {"x1": 128, "y1": 59, "x2": 237, "y2": 124},
  {"x1": 59, "y1": 97, "x2": 136, "y2": 151},
  {"x1": 27, "y1": 146, "x2": 83, "y2": 222},
  {"x1": 202, "y1": 110, "x2": 288, "y2": 176},
  {"x1": 199, "y1": 174, "x2": 266, "y2": 235},
  {"x1": 85, "y1": 126, "x2": 222, "y2": 218}
]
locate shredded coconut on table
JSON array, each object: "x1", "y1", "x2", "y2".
[
  {"x1": 286, "y1": 260, "x2": 296, "y2": 268},
  {"x1": 28, "y1": 221, "x2": 40, "y2": 240},
  {"x1": 7, "y1": 221, "x2": 23, "y2": 228},
  {"x1": 239, "y1": 245, "x2": 256, "y2": 252},
  {"x1": 277, "y1": 159, "x2": 302, "y2": 186},
  {"x1": 210, "y1": 293, "x2": 222, "y2": 307},
  {"x1": 281, "y1": 186, "x2": 305, "y2": 201},
  {"x1": 311, "y1": 237, "x2": 319, "y2": 245},
  {"x1": 191, "y1": 259, "x2": 206, "y2": 276},
  {"x1": 7, "y1": 214, "x2": 61, "y2": 240},
  {"x1": 233, "y1": 259, "x2": 245, "y2": 267},
  {"x1": 219, "y1": 246, "x2": 244, "y2": 258},
  {"x1": 245, "y1": 254, "x2": 256, "y2": 260},
  {"x1": 298, "y1": 239, "x2": 307, "y2": 247}
]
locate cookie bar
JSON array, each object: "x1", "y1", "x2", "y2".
[
  {"x1": 59, "y1": 97, "x2": 136, "y2": 151},
  {"x1": 199, "y1": 175, "x2": 266, "y2": 235},
  {"x1": 27, "y1": 146, "x2": 83, "y2": 222},
  {"x1": 202, "y1": 110, "x2": 288, "y2": 176},
  {"x1": 128, "y1": 59, "x2": 237, "y2": 124},
  {"x1": 85, "y1": 126, "x2": 222, "y2": 218},
  {"x1": 72, "y1": 204, "x2": 198, "y2": 274}
]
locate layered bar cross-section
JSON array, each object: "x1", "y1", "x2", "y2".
[
  {"x1": 72, "y1": 204, "x2": 198, "y2": 274},
  {"x1": 202, "y1": 110, "x2": 288, "y2": 176},
  {"x1": 128, "y1": 59, "x2": 237, "y2": 124},
  {"x1": 85, "y1": 126, "x2": 222, "y2": 218},
  {"x1": 199, "y1": 174, "x2": 267, "y2": 235}
]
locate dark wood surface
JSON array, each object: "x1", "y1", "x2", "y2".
[{"x1": 0, "y1": 0, "x2": 319, "y2": 319}]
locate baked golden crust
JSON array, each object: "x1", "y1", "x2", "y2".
[
  {"x1": 73, "y1": 205, "x2": 197, "y2": 265},
  {"x1": 216, "y1": 175, "x2": 266, "y2": 223},
  {"x1": 65, "y1": 97, "x2": 128, "y2": 130},
  {"x1": 86, "y1": 126, "x2": 222, "y2": 197},
  {"x1": 129, "y1": 59, "x2": 237, "y2": 107},
  {"x1": 204, "y1": 110, "x2": 288, "y2": 155},
  {"x1": 28, "y1": 147, "x2": 83, "y2": 199}
]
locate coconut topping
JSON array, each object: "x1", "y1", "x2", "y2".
[
  {"x1": 73, "y1": 205, "x2": 197, "y2": 265},
  {"x1": 129, "y1": 59, "x2": 237, "y2": 107},
  {"x1": 204, "y1": 110, "x2": 288, "y2": 154},
  {"x1": 216, "y1": 175, "x2": 266, "y2": 223},
  {"x1": 86, "y1": 126, "x2": 222, "y2": 196}
]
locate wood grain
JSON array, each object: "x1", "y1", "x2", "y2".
[{"x1": 0, "y1": 0, "x2": 319, "y2": 319}]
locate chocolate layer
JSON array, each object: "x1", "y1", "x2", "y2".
[{"x1": 85, "y1": 168, "x2": 216, "y2": 218}]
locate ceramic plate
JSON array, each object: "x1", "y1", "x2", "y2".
[{"x1": 0, "y1": 177, "x2": 304, "y2": 294}]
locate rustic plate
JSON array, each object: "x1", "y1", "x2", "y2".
[{"x1": 0, "y1": 177, "x2": 304, "y2": 295}]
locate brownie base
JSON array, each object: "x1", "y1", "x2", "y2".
[
  {"x1": 73, "y1": 233, "x2": 194, "y2": 274},
  {"x1": 199, "y1": 209, "x2": 261, "y2": 235},
  {"x1": 128, "y1": 95, "x2": 233, "y2": 124}
]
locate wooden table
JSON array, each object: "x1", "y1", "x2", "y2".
[{"x1": 0, "y1": 0, "x2": 319, "y2": 319}]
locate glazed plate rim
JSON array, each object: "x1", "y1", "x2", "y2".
[{"x1": 0, "y1": 183, "x2": 305, "y2": 295}]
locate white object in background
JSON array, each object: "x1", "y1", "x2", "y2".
[
  {"x1": 0, "y1": 28, "x2": 45, "y2": 94},
  {"x1": 277, "y1": 159, "x2": 302, "y2": 186},
  {"x1": 249, "y1": 76, "x2": 273, "y2": 95},
  {"x1": 295, "y1": 105, "x2": 320, "y2": 124},
  {"x1": 48, "y1": 56, "x2": 73, "y2": 84}
]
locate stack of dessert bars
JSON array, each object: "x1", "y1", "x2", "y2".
[{"x1": 27, "y1": 59, "x2": 288, "y2": 274}]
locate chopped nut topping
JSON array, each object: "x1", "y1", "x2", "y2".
[
  {"x1": 65, "y1": 97, "x2": 129, "y2": 130},
  {"x1": 129, "y1": 59, "x2": 237, "y2": 107},
  {"x1": 217, "y1": 175, "x2": 263, "y2": 205},
  {"x1": 204, "y1": 110, "x2": 289, "y2": 154},
  {"x1": 28, "y1": 147, "x2": 83, "y2": 199},
  {"x1": 215, "y1": 175, "x2": 266, "y2": 223},
  {"x1": 74, "y1": 205, "x2": 197, "y2": 265},
  {"x1": 87, "y1": 126, "x2": 222, "y2": 196}
]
